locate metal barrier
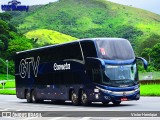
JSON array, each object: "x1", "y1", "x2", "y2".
[{"x1": 140, "y1": 80, "x2": 160, "y2": 85}]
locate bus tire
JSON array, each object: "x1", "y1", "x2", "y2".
[
  {"x1": 112, "y1": 101, "x2": 121, "y2": 105},
  {"x1": 26, "y1": 90, "x2": 32, "y2": 103},
  {"x1": 31, "y1": 90, "x2": 39, "y2": 103},
  {"x1": 81, "y1": 90, "x2": 90, "y2": 106},
  {"x1": 71, "y1": 91, "x2": 79, "y2": 106}
]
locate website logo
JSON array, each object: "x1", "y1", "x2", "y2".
[{"x1": 1, "y1": 0, "x2": 29, "y2": 12}]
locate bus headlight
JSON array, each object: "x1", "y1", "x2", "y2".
[
  {"x1": 134, "y1": 88, "x2": 140, "y2": 92},
  {"x1": 96, "y1": 86, "x2": 112, "y2": 93},
  {"x1": 94, "y1": 89, "x2": 99, "y2": 92}
]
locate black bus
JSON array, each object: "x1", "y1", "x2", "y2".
[{"x1": 15, "y1": 38, "x2": 147, "y2": 105}]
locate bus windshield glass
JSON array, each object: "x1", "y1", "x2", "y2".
[
  {"x1": 102, "y1": 64, "x2": 137, "y2": 86},
  {"x1": 105, "y1": 64, "x2": 136, "y2": 81},
  {"x1": 96, "y1": 39, "x2": 135, "y2": 60}
]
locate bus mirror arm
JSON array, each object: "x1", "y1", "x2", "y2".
[{"x1": 136, "y1": 57, "x2": 148, "y2": 70}]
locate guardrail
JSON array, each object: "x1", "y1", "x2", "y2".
[{"x1": 140, "y1": 80, "x2": 160, "y2": 85}]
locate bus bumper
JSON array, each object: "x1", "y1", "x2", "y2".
[{"x1": 88, "y1": 90, "x2": 140, "y2": 102}]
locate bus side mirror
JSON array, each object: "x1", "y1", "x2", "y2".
[{"x1": 136, "y1": 57, "x2": 148, "y2": 70}]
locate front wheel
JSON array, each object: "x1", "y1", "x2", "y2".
[
  {"x1": 81, "y1": 91, "x2": 90, "y2": 106},
  {"x1": 71, "y1": 91, "x2": 79, "y2": 106}
]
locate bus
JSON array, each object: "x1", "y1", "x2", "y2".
[{"x1": 15, "y1": 38, "x2": 147, "y2": 105}]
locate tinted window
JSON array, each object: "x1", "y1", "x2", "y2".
[
  {"x1": 38, "y1": 42, "x2": 83, "y2": 63},
  {"x1": 80, "y1": 41, "x2": 97, "y2": 58},
  {"x1": 96, "y1": 39, "x2": 135, "y2": 60}
]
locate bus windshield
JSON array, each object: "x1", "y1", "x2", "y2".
[
  {"x1": 96, "y1": 39, "x2": 135, "y2": 60},
  {"x1": 103, "y1": 64, "x2": 137, "y2": 86}
]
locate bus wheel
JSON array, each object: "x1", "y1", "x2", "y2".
[
  {"x1": 112, "y1": 101, "x2": 121, "y2": 105},
  {"x1": 71, "y1": 91, "x2": 79, "y2": 105},
  {"x1": 81, "y1": 91, "x2": 90, "y2": 106},
  {"x1": 26, "y1": 90, "x2": 32, "y2": 103},
  {"x1": 102, "y1": 101, "x2": 109, "y2": 105},
  {"x1": 31, "y1": 90, "x2": 39, "y2": 103}
]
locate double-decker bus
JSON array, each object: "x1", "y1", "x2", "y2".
[{"x1": 15, "y1": 38, "x2": 147, "y2": 105}]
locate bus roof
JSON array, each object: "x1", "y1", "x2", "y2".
[{"x1": 16, "y1": 38, "x2": 127, "y2": 54}]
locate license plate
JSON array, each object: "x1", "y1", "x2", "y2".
[{"x1": 121, "y1": 98, "x2": 128, "y2": 101}]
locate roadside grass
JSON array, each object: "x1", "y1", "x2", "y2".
[
  {"x1": 0, "y1": 80, "x2": 16, "y2": 95},
  {"x1": 0, "y1": 81, "x2": 15, "y2": 89},
  {"x1": 0, "y1": 90, "x2": 16, "y2": 95},
  {"x1": 140, "y1": 84, "x2": 160, "y2": 96},
  {"x1": 0, "y1": 74, "x2": 15, "y2": 80}
]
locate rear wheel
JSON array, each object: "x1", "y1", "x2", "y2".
[
  {"x1": 31, "y1": 90, "x2": 43, "y2": 103},
  {"x1": 81, "y1": 90, "x2": 90, "y2": 106},
  {"x1": 31, "y1": 90, "x2": 38, "y2": 103},
  {"x1": 112, "y1": 101, "x2": 121, "y2": 105},
  {"x1": 26, "y1": 90, "x2": 32, "y2": 103},
  {"x1": 71, "y1": 91, "x2": 79, "y2": 105}
]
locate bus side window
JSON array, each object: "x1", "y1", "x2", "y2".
[{"x1": 80, "y1": 41, "x2": 97, "y2": 58}]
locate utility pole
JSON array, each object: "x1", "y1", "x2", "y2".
[{"x1": 6, "y1": 60, "x2": 8, "y2": 80}]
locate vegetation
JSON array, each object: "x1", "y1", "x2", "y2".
[
  {"x1": 140, "y1": 84, "x2": 160, "y2": 96},
  {"x1": 0, "y1": 74, "x2": 15, "y2": 80},
  {"x1": 0, "y1": 12, "x2": 77, "y2": 75},
  {"x1": 0, "y1": 90, "x2": 16, "y2": 95},
  {"x1": 0, "y1": 81, "x2": 15, "y2": 89},
  {"x1": 25, "y1": 29, "x2": 77, "y2": 46}
]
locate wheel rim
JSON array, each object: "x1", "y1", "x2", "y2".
[
  {"x1": 32, "y1": 93, "x2": 35, "y2": 102},
  {"x1": 81, "y1": 92, "x2": 87, "y2": 104},
  {"x1": 72, "y1": 92, "x2": 77, "y2": 103},
  {"x1": 26, "y1": 92, "x2": 30, "y2": 99}
]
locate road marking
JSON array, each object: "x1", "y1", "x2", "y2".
[
  {"x1": 110, "y1": 118, "x2": 127, "y2": 120},
  {"x1": 48, "y1": 117, "x2": 66, "y2": 120},
  {"x1": 79, "y1": 117, "x2": 91, "y2": 120},
  {"x1": 23, "y1": 117, "x2": 39, "y2": 120}
]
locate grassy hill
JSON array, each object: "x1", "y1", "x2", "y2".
[
  {"x1": 25, "y1": 29, "x2": 77, "y2": 46},
  {"x1": 9, "y1": 0, "x2": 160, "y2": 53}
]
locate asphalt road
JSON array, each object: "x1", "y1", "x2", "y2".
[{"x1": 0, "y1": 95, "x2": 160, "y2": 120}]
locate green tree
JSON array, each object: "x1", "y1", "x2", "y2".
[
  {"x1": 7, "y1": 36, "x2": 33, "y2": 59},
  {"x1": 150, "y1": 43, "x2": 160, "y2": 70},
  {"x1": 141, "y1": 48, "x2": 152, "y2": 63},
  {"x1": 0, "y1": 13, "x2": 12, "y2": 21},
  {"x1": 139, "y1": 34, "x2": 160, "y2": 52}
]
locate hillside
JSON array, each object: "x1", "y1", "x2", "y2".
[
  {"x1": 25, "y1": 29, "x2": 77, "y2": 46},
  {"x1": 9, "y1": 0, "x2": 160, "y2": 53}
]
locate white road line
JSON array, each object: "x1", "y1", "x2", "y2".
[
  {"x1": 16, "y1": 109, "x2": 22, "y2": 111},
  {"x1": 78, "y1": 117, "x2": 91, "y2": 120},
  {"x1": 2, "y1": 108, "x2": 9, "y2": 111},
  {"x1": 23, "y1": 117, "x2": 39, "y2": 120},
  {"x1": 110, "y1": 118, "x2": 127, "y2": 120},
  {"x1": 47, "y1": 117, "x2": 66, "y2": 120}
]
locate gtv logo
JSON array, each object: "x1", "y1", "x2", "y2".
[
  {"x1": 19, "y1": 56, "x2": 40, "y2": 79},
  {"x1": 1, "y1": 0, "x2": 29, "y2": 12}
]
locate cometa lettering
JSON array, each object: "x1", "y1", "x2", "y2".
[{"x1": 54, "y1": 63, "x2": 70, "y2": 71}]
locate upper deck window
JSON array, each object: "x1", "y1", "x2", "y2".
[{"x1": 96, "y1": 39, "x2": 135, "y2": 60}]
